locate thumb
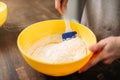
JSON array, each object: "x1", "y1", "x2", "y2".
[
  {"x1": 78, "y1": 40, "x2": 107, "y2": 73},
  {"x1": 55, "y1": 0, "x2": 63, "y2": 15},
  {"x1": 89, "y1": 40, "x2": 106, "y2": 52}
]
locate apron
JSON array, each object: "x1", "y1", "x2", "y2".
[{"x1": 81, "y1": 0, "x2": 120, "y2": 41}]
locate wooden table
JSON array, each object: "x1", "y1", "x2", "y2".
[{"x1": 0, "y1": 0, "x2": 120, "y2": 80}]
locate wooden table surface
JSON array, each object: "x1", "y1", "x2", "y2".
[{"x1": 0, "y1": 0, "x2": 120, "y2": 80}]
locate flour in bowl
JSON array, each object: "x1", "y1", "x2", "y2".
[{"x1": 27, "y1": 34, "x2": 86, "y2": 64}]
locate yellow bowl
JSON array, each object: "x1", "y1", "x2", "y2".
[
  {"x1": 17, "y1": 20, "x2": 96, "y2": 76},
  {"x1": 0, "y1": 2, "x2": 7, "y2": 27}
]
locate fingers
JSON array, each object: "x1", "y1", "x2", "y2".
[
  {"x1": 55, "y1": 0, "x2": 68, "y2": 15},
  {"x1": 55, "y1": 0, "x2": 63, "y2": 15},
  {"x1": 89, "y1": 39, "x2": 107, "y2": 52},
  {"x1": 78, "y1": 40, "x2": 107, "y2": 73},
  {"x1": 78, "y1": 60, "x2": 95, "y2": 73},
  {"x1": 61, "y1": 0, "x2": 68, "y2": 13},
  {"x1": 103, "y1": 59, "x2": 114, "y2": 64},
  {"x1": 78, "y1": 37, "x2": 120, "y2": 73},
  {"x1": 78, "y1": 56, "x2": 114, "y2": 73},
  {"x1": 78, "y1": 52, "x2": 102, "y2": 73}
]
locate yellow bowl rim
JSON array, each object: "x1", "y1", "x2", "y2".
[{"x1": 17, "y1": 19, "x2": 97, "y2": 65}]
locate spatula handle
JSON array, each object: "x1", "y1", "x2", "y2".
[{"x1": 63, "y1": 10, "x2": 71, "y2": 32}]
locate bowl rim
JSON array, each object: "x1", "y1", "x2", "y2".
[{"x1": 17, "y1": 19, "x2": 97, "y2": 65}]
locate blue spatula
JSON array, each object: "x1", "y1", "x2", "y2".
[{"x1": 62, "y1": 10, "x2": 77, "y2": 40}]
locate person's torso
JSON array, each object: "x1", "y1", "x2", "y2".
[{"x1": 81, "y1": 0, "x2": 120, "y2": 41}]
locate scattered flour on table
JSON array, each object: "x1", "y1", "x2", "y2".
[{"x1": 27, "y1": 34, "x2": 86, "y2": 64}]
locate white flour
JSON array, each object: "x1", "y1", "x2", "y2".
[{"x1": 27, "y1": 34, "x2": 86, "y2": 64}]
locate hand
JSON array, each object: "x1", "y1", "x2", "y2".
[
  {"x1": 78, "y1": 36, "x2": 120, "y2": 73},
  {"x1": 55, "y1": 0, "x2": 68, "y2": 15}
]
